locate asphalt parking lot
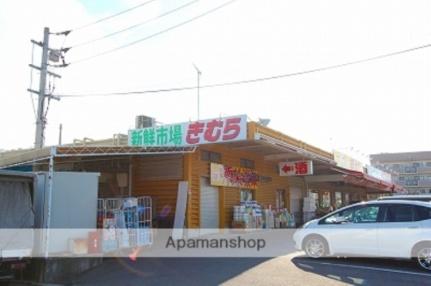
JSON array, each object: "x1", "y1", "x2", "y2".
[
  {"x1": 4, "y1": 230, "x2": 430, "y2": 286},
  {"x1": 4, "y1": 253, "x2": 431, "y2": 285},
  {"x1": 291, "y1": 255, "x2": 431, "y2": 286},
  {"x1": 69, "y1": 253, "x2": 431, "y2": 286}
]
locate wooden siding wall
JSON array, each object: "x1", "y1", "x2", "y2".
[
  {"x1": 189, "y1": 144, "x2": 291, "y2": 228},
  {"x1": 131, "y1": 146, "x2": 292, "y2": 229},
  {"x1": 132, "y1": 156, "x2": 183, "y2": 226},
  {"x1": 134, "y1": 155, "x2": 183, "y2": 181}
]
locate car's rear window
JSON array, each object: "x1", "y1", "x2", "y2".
[
  {"x1": 385, "y1": 205, "x2": 414, "y2": 222},
  {"x1": 416, "y1": 206, "x2": 431, "y2": 221}
]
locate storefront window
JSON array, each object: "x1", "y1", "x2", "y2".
[
  {"x1": 310, "y1": 191, "x2": 319, "y2": 209},
  {"x1": 367, "y1": 193, "x2": 380, "y2": 201},
  {"x1": 240, "y1": 158, "x2": 255, "y2": 169},
  {"x1": 201, "y1": 150, "x2": 222, "y2": 163},
  {"x1": 240, "y1": 189, "x2": 254, "y2": 202},
  {"x1": 276, "y1": 189, "x2": 285, "y2": 209},
  {"x1": 335, "y1": 192, "x2": 342, "y2": 209},
  {"x1": 321, "y1": 191, "x2": 331, "y2": 208},
  {"x1": 344, "y1": 193, "x2": 350, "y2": 205}
]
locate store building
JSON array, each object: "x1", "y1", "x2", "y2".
[{"x1": 0, "y1": 115, "x2": 403, "y2": 230}]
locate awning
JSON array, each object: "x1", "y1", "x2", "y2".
[
  {"x1": 0, "y1": 146, "x2": 196, "y2": 169},
  {"x1": 333, "y1": 166, "x2": 406, "y2": 193},
  {"x1": 304, "y1": 165, "x2": 406, "y2": 193}
]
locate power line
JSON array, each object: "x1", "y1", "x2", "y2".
[
  {"x1": 69, "y1": 0, "x2": 200, "y2": 49},
  {"x1": 60, "y1": 86, "x2": 196, "y2": 97},
  {"x1": 57, "y1": 42, "x2": 431, "y2": 98},
  {"x1": 66, "y1": 0, "x2": 238, "y2": 65},
  {"x1": 70, "y1": 0, "x2": 158, "y2": 32},
  {"x1": 55, "y1": 0, "x2": 161, "y2": 63}
]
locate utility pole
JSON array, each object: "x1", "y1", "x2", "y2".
[
  {"x1": 29, "y1": 27, "x2": 61, "y2": 149},
  {"x1": 193, "y1": 63, "x2": 202, "y2": 120},
  {"x1": 58, "y1": 123, "x2": 63, "y2": 146},
  {"x1": 35, "y1": 27, "x2": 49, "y2": 149}
]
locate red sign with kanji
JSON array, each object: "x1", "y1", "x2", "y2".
[
  {"x1": 185, "y1": 115, "x2": 246, "y2": 145},
  {"x1": 279, "y1": 161, "x2": 313, "y2": 176}
]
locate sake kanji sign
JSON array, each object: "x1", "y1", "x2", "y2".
[
  {"x1": 128, "y1": 115, "x2": 247, "y2": 147},
  {"x1": 279, "y1": 161, "x2": 313, "y2": 176}
]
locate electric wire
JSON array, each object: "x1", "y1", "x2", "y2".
[
  {"x1": 60, "y1": 32, "x2": 69, "y2": 52},
  {"x1": 67, "y1": 0, "x2": 238, "y2": 65},
  {"x1": 69, "y1": 0, "x2": 200, "y2": 49},
  {"x1": 70, "y1": 0, "x2": 158, "y2": 32},
  {"x1": 57, "y1": 42, "x2": 431, "y2": 98},
  {"x1": 55, "y1": 0, "x2": 160, "y2": 51}
]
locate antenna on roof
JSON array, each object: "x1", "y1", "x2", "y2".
[{"x1": 258, "y1": 118, "x2": 270, "y2": 126}]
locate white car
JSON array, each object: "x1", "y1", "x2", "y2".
[
  {"x1": 293, "y1": 200, "x2": 431, "y2": 271},
  {"x1": 378, "y1": 194, "x2": 431, "y2": 203}
]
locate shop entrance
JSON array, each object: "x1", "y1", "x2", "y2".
[
  {"x1": 200, "y1": 177, "x2": 219, "y2": 229},
  {"x1": 290, "y1": 187, "x2": 302, "y2": 218}
]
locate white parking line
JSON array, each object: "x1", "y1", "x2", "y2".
[{"x1": 301, "y1": 260, "x2": 431, "y2": 277}]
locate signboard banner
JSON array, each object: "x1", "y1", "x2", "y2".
[
  {"x1": 279, "y1": 161, "x2": 313, "y2": 176},
  {"x1": 210, "y1": 163, "x2": 259, "y2": 189},
  {"x1": 333, "y1": 150, "x2": 364, "y2": 172},
  {"x1": 128, "y1": 115, "x2": 247, "y2": 147},
  {"x1": 366, "y1": 165, "x2": 392, "y2": 183}
]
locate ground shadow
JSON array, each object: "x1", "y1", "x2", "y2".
[
  {"x1": 292, "y1": 255, "x2": 430, "y2": 286},
  {"x1": 73, "y1": 257, "x2": 271, "y2": 286}
]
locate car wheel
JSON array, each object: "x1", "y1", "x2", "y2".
[
  {"x1": 415, "y1": 244, "x2": 431, "y2": 271},
  {"x1": 304, "y1": 236, "x2": 328, "y2": 258}
]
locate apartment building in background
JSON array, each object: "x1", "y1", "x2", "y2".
[{"x1": 370, "y1": 151, "x2": 431, "y2": 194}]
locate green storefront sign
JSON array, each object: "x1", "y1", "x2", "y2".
[{"x1": 129, "y1": 124, "x2": 183, "y2": 147}]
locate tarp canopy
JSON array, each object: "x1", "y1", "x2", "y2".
[
  {"x1": 0, "y1": 180, "x2": 34, "y2": 256},
  {"x1": 0, "y1": 181, "x2": 34, "y2": 228}
]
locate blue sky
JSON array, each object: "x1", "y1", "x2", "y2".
[{"x1": 78, "y1": 0, "x2": 125, "y2": 14}]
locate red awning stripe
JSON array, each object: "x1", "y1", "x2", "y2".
[{"x1": 331, "y1": 166, "x2": 405, "y2": 193}]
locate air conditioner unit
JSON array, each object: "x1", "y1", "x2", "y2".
[{"x1": 135, "y1": 115, "x2": 155, "y2": 129}]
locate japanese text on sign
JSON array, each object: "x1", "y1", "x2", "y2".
[
  {"x1": 128, "y1": 115, "x2": 247, "y2": 147},
  {"x1": 210, "y1": 163, "x2": 259, "y2": 189},
  {"x1": 279, "y1": 161, "x2": 313, "y2": 176}
]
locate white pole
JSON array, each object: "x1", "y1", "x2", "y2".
[
  {"x1": 44, "y1": 146, "x2": 56, "y2": 258},
  {"x1": 193, "y1": 64, "x2": 202, "y2": 120},
  {"x1": 35, "y1": 27, "x2": 50, "y2": 148}
]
